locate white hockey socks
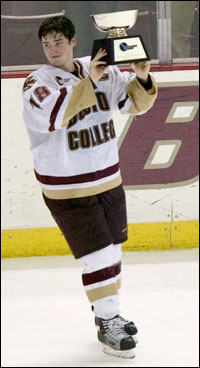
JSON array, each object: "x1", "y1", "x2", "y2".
[{"x1": 79, "y1": 244, "x2": 122, "y2": 319}]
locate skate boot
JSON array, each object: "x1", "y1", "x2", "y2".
[
  {"x1": 95, "y1": 314, "x2": 138, "y2": 344},
  {"x1": 96, "y1": 316, "x2": 136, "y2": 358}
]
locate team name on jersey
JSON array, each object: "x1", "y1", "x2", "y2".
[
  {"x1": 67, "y1": 91, "x2": 115, "y2": 151},
  {"x1": 68, "y1": 119, "x2": 116, "y2": 151},
  {"x1": 68, "y1": 91, "x2": 110, "y2": 129}
]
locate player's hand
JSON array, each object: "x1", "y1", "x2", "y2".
[
  {"x1": 89, "y1": 48, "x2": 108, "y2": 83},
  {"x1": 131, "y1": 61, "x2": 151, "y2": 81}
]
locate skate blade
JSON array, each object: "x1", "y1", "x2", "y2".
[{"x1": 102, "y1": 344, "x2": 136, "y2": 359}]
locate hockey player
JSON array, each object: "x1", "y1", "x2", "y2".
[{"x1": 22, "y1": 16, "x2": 157, "y2": 358}]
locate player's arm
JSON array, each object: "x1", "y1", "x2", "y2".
[
  {"x1": 22, "y1": 73, "x2": 97, "y2": 133},
  {"x1": 60, "y1": 77, "x2": 96, "y2": 128},
  {"x1": 113, "y1": 61, "x2": 157, "y2": 115},
  {"x1": 62, "y1": 49, "x2": 108, "y2": 127},
  {"x1": 126, "y1": 61, "x2": 157, "y2": 114}
]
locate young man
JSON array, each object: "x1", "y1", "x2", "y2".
[{"x1": 22, "y1": 16, "x2": 157, "y2": 358}]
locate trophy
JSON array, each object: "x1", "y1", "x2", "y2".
[{"x1": 90, "y1": 10, "x2": 150, "y2": 65}]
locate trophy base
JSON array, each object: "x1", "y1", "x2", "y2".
[{"x1": 91, "y1": 35, "x2": 150, "y2": 65}]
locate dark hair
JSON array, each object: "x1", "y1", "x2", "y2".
[{"x1": 38, "y1": 16, "x2": 75, "y2": 41}]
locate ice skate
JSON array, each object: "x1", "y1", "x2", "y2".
[
  {"x1": 95, "y1": 314, "x2": 139, "y2": 344},
  {"x1": 96, "y1": 316, "x2": 136, "y2": 359}
]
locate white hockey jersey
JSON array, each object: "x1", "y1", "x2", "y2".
[{"x1": 22, "y1": 56, "x2": 157, "y2": 199}]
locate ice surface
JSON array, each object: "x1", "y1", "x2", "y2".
[{"x1": 1, "y1": 248, "x2": 199, "y2": 367}]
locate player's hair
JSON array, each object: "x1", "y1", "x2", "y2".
[{"x1": 38, "y1": 16, "x2": 75, "y2": 41}]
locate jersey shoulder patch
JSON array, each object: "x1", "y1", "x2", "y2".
[{"x1": 23, "y1": 76, "x2": 37, "y2": 91}]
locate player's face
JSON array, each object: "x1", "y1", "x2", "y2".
[{"x1": 42, "y1": 32, "x2": 76, "y2": 70}]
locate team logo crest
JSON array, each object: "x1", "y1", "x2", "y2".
[{"x1": 23, "y1": 76, "x2": 36, "y2": 91}]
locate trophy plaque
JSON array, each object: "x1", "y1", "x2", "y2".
[{"x1": 90, "y1": 10, "x2": 150, "y2": 65}]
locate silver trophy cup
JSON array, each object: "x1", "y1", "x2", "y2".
[{"x1": 90, "y1": 10, "x2": 150, "y2": 65}]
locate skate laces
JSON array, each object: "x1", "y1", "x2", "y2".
[
  {"x1": 102, "y1": 318, "x2": 129, "y2": 341},
  {"x1": 115, "y1": 315, "x2": 131, "y2": 326}
]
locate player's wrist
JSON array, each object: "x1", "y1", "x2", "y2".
[
  {"x1": 136, "y1": 74, "x2": 149, "y2": 83},
  {"x1": 137, "y1": 75, "x2": 152, "y2": 90},
  {"x1": 89, "y1": 76, "x2": 97, "y2": 87},
  {"x1": 89, "y1": 74, "x2": 97, "y2": 83}
]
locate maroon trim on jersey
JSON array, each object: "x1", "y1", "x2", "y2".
[
  {"x1": 34, "y1": 162, "x2": 120, "y2": 185},
  {"x1": 118, "y1": 94, "x2": 129, "y2": 110},
  {"x1": 49, "y1": 88, "x2": 67, "y2": 131},
  {"x1": 82, "y1": 261, "x2": 121, "y2": 286}
]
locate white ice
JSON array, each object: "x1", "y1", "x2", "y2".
[{"x1": 1, "y1": 248, "x2": 199, "y2": 367}]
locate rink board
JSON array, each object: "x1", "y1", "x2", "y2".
[{"x1": 1, "y1": 220, "x2": 199, "y2": 258}]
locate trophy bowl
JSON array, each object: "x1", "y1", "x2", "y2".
[
  {"x1": 90, "y1": 9, "x2": 149, "y2": 65},
  {"x1": 90, "y1": 10, "x2": 138, "y2": 34}
]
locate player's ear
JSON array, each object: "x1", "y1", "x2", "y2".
[{"x1": 70, "y1": 35, "x2": 77, "y2": 48}]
